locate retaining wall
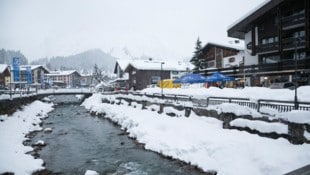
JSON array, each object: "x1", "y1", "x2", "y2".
[{"x1": 106, "y1": 95, "x2": 310, "y2": 145}]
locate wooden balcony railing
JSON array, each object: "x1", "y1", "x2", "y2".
[
  {"x1": 282, "y1": 13, "x2": 305, "y2": 29},
  {"x1": 196, "y1": 57, "x2": 310, "y2": 77},
  {"x1": 282, "y1": 36, "x2": 306, "y2": 49},
  {"x1": 256, "y1": 42, "x2": 279, "y2": 53}
]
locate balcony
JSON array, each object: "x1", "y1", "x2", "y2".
[
  {"x1": 255, "y1": 58, "x2": 310, "y2": 74},
  {"x1": 282, "y1": 13, "x2": 305, "y2": 30},
  {"x1": 282, "y1": 36, "x2": 306, "y2": 50},
  {"x1": 256, "y1": 42, "x2": 279, "y2": 53}
]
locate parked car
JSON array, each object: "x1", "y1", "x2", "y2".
[{"x1": 269, "y1": 82, "x2": 296, "y2": 90}]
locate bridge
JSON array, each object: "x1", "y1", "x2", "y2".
[
  {"x1": 0, "y1": 88, "x2": 94, "y2": 115},
  {"x1": 0, "y1": 88, "x2": 93, "y2": 101}
]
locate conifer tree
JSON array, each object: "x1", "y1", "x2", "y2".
[{"x1": 190, "y1": 38, "x2": 203, "y2": 72}]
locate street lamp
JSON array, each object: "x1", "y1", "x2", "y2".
[
  {"x1": 294, "y1": 37, "x2": 301, "y2": 110},
  {"x1": 7, "y1": 66, "x2": 12, "y2": 99},
  {"x1": 160, "y1": 62, "x2": 165, "y2": 98}
]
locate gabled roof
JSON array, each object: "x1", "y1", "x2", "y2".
[
  {"x1": 0, "y1": 64, "x2": 8, "y2": 74},
  {"x1": 19, "y1": 65, "x2": 50, "y2": 73},
  {"x1": 114, "y1": 59, "x2": 130, "y2": 73},
  {"x1": 46, "y1": 70, "x2": 81, "y2": 76},
  {"x1": 227, "y1": 0, "x2": 283, "y2": 39},
  {"x1": 202, "y1": 41, "x2": 244, "y2": 51},
  {"x1": 124, "y1": 59, "x2": 193, "y2": 72}
]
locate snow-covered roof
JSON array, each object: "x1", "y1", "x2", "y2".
[
  {"x1": 227, "y1": 0, "x2": 271, "y2": 30},
  {"x1": 0, "y1": 64, "x2": 8, "y2": 73},
  {"x1": 203, "y1": 41, "x2": 244, "y2": 51},
  {"x1": 46, "y1": 70, "x2": 80, "y2": 76},
  {"x1": 16, "y1": 65, "x2": 49, "y2": 72},
  {"x1": 227, "y1": 0, "x2": 285, "y2": 39},
  {"x1": 116, "y1": 59, "x2": 130, "y2": 71},
  {"x1": 125, "y1": 59, "x2": 193, "y2": 71}
]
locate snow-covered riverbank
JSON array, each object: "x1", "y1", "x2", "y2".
[
  {"x1": 82, "y1": 93, "x2": 310, "y2": 175},
  {"x1": 0, "y1": 101, "x2": 54, "y2": 175}
]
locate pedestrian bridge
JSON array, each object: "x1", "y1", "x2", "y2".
[
  {"x1": 0, "y1": 88, "x2": 94, "y2": 115},
  {"x1": 0, "y1": 88, "x2": 94, "y2": 101}
]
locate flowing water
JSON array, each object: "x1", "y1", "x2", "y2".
[{"x1": 31, "y1": 96, "x2": 206, "y2": 175}]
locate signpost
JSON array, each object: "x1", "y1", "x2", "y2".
[{"x1": 12, "y1": 57, "x2": 20, "y2": 82}]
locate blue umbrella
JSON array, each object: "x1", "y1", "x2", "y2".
[
  {"x1": 206, "y1": 71, "x2": 235, "y2": 82},
  {"x1": 173, "y1": 73, "x2": 208, "y2": 84}
]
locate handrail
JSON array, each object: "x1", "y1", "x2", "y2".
[{"x1": 109, "y1": 92, "x2": 310, "y2": 113}]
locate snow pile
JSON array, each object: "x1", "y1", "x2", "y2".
[
  {"x1": 34, "y1": 140, "x2": 46, "y2": 146},
  {"x1": 141, "y1": 86, "x2": 310, "y2": 102},
  {"x1": 277, "y1": 110, "x2": 310, "y2": 124},
  {"x1": 82, "y1": 94, "x2": 310, "y2": 175},
  {"x1": 207, "y1": 103, "x2": 262, "y2": 118},
  {"x1": 305, "y1": 131, "x2": 310, "y2": 140},
  {"x1": 85, "y1": 170, "x2": 99, "y2": 175},
  {"x1": 0, "y1": 100, "x2": 54, "y2": 175},
  {"x1": 230, "y1": 118, "x2": 288, "y2": 134}
]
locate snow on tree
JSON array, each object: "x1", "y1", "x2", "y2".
[{"x1": 190, "y1": 37, "x2": 204, "y2": 72}]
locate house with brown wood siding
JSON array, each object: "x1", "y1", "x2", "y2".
[
  {"x1": 124, "y1": 58, "x2": 192, "y2": 90},
  {"x1": 200, "y1": 42, "x2": 244, "y2": 70}
]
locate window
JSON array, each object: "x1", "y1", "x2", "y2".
[
  {"x1": 262, "y1": 55, "x2": 280, "y2": 64},
  {"x1": 228, "y1": 57, "x2": 235, "y2": 63},
  {"x1": 293, "y1": 30, "x2": 305, "y2": 38},
  {"x1": 151, "y1": 76, "x2": 160, "y2": 84},
  {"x1": 294, "y1": 52, "x2": 306, "y2": 60},
  {"x1": 207, "y1": 61, "x2": 215, "y2": 68},
  {"x1": 262, "y1": 39, "x2": 267, "y2": 44},
  {"x1": 261, "y1": 36, "x2": 278, "y2": 44},
  {"x1": 171, "y1": 71, "x2": 179, "y2": 75},
  {"x1": 268, "y1": 37, "x2": 274, "y2": 43}
]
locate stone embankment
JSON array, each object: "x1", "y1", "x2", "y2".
[
  {"x1": 0, "y1": 97, "x2": 37, "y2": 115},
  {"x1": 102, "y1": 94, "x2": 310, "y2": 145}
]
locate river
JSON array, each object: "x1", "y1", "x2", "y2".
[{"x1": 31, "y1": 96, "x2": 206, "y2": 175}]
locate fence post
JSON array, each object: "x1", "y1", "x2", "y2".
[
  {"x1": 229, "y1": 98, "x2": 232, "y2": 103},
  {"x1": 206, "y1": 97, "x2": 210, "y2": 107},
  {"x1": 288, "y1": 123, "x2": 305, "y2": 144},
  {"x1": 257, "y1": 100, "x2": 261, "y2": 112},
  {"x1": 184, "y1": 107, "x2": 192, "y2": 117}
]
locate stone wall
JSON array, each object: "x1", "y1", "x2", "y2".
[
  {"x1": 0, "y1": 97, "x2": 37, "y2": 115},
  {"x1": 113, "y1": 96, "x2": 310, "y2": 145}
]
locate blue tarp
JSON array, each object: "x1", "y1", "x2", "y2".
[
  {"x1": 206, "y1": 72, "x2": 235, "y2": 82},
  {"x1": 173, "y1": 73, "x2": 208, "y2": 84}
]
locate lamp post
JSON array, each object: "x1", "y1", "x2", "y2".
[
  {"x1": 8, "y1": 66, "x2": 12, "y2": 99},
  {"x1": 294, "y1": 37, "x2": 301, "y2": 110},
  {"x1": 160, "y1": 62, "x2": 165, "y2": 98}
]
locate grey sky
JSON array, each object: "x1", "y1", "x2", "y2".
[{"x1": 0, "y1": 0, "x2": 264, "y2": 61}]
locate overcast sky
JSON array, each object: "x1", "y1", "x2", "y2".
[{"x1": 0, "y1": 0, "x2": 264, "y2": 61}]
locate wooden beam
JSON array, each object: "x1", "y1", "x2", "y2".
[{"x1": 251, "y1": 25, "x2": 256, "y2": 56}]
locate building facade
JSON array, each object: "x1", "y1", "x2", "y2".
[
  {"x1": 124, "y1": 59, "x2": 192, "y2": 90},
  {"x1": 200, "y1": 42, "x2": 244, "y2": 70},
  {"x1": 0, "y1": 64, "x2": 10, "y2": 88},
  {"x1": 8, "y1": 65, "x2": 49, "y2": 89},
  {"x1": 228, "y1": 0, "x2": 310, "y2": 86},
  {"x1": 45, "y1": 70, "x2": 81, "y2": 88}
]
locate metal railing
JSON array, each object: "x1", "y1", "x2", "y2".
[
  {"x1": 106, "y1": 92, "x2": 310, "y2": 113},
  {"x1": 206, "y1": 96, "x2": 310, "y2": 112}
]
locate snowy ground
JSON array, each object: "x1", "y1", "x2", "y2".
[
  {"x1": 1, "y1": 86, "x2": 310, "y2": 175},
  {"x1": 82, "y1": 90, "x2": 310, "y2": 175},
  {"x1": 141, "y1": 85, "x2": 310, "y2": 102},
  {"x1": 0, "y1": 101, "x2": 54, "y2": 175}
]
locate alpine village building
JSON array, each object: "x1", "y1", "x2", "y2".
[{"x1": 227, "y1": 0, "x2": 310, "y2": 86}]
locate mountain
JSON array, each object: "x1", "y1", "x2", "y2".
[
  {"x1": 31, "y1": 49, "x2": 117, "y2": 73},
  {"x1": 0, "y1": 49, "x2": 28, "y2": 65}
]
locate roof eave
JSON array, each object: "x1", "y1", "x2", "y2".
[{"x1": 227, "y1": 0, "x2": 284, "y2": 39}]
